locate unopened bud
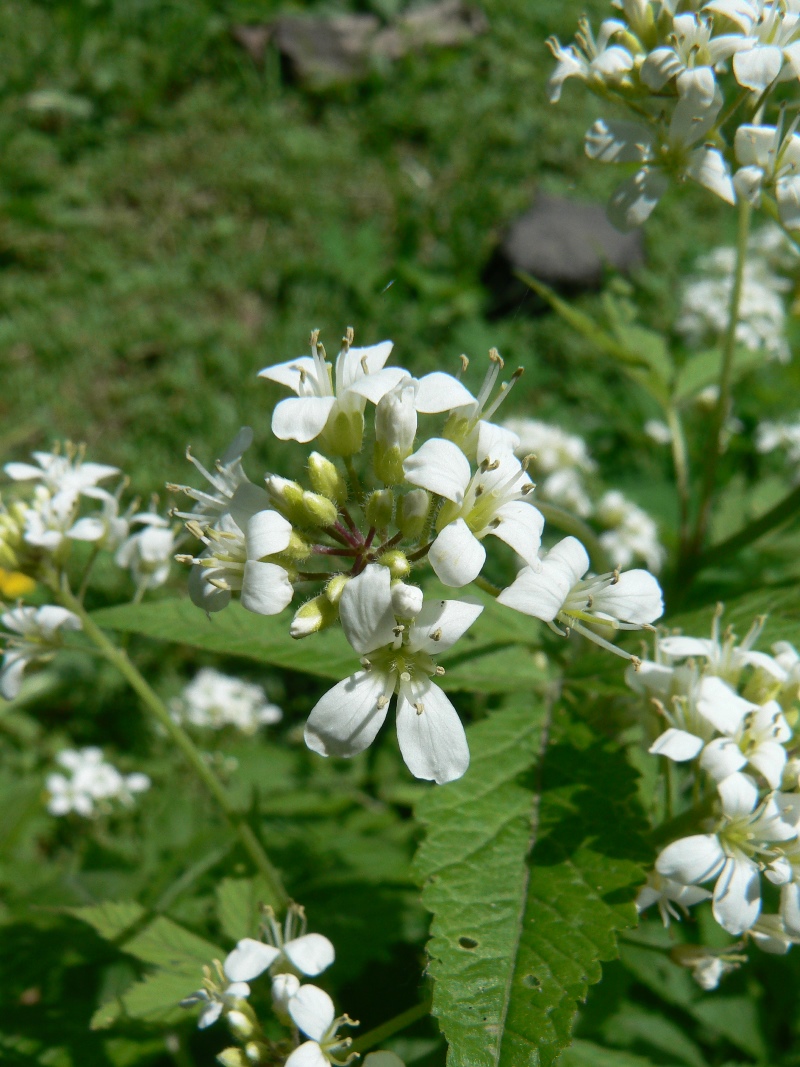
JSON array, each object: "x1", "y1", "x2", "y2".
[
  {"x1": 378, "y1": 550, "x2": 410, "y2": 578},
  {"x1": 366, "y1": 489, "x2": 394, "y2": 529},
  {"x1": 321, "y1": 407, "x2": 364, "y2": 457},
  {"x1": 398, "y1": 489, "x2": 429, "y2": 540},
  {"x1": 308, "y1": 452, "x2": 348, "y2": 505},
  {"x1": 265, "y1": 476, "x2": 338, "y2": 529},
  {"x1": 442, "y1": 410, "x2": 472, "y2": 450},
  {"x1": 271, "y1": 972, "x2": 301, "y2": 1021},
  {"x1": 227, "y1": 1008, "x2": 256, "y2": 1041},
  {"x1": 290, "y1": 594, "x2": 339, "y2": 638},
  {"x1": 325, "y1": 574, "x2": 349, "y2": 604},
  {"x1": 375, "y1": 382, "x2": 417, "y2": 483},
  {"x1": 280, "y1": 531, "x2": 312, "y2": 562},
  {"x1": 217, "y1": 1048, "x2": 248, "y2": 1067},
  {"x1": 391, "y1": 581, "x2": 423, "y2": 618}
]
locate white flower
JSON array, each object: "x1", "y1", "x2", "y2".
[
  {"x1": 181, "y1": 964, "x2": 251, "y2": 1030},
  {"x1": 640, "y1": 13, "x2": 744, "y2": 92},
  {"x1": 169, "y1": 427, "x2": 255, "y2": 525},
  {"x1": 546, "y1": 17, "x2": 635, "y2": 103},
  {"x1": 272, "y1": 972, "x2": 301, "y2": 1018},
  {"x1": 46, "y1": 747, "x2": 150, "y2": 817},
  {"x1": 22, "y1": 487, "x2": 76, "y2": 552},
  {"x1": 304, "y1": 565, "x2": 482, "y2": 783},
  {"x1": 67, "y1": 487, "x2": 136, "y2": 552},
  {"x1": 182, "y1": 487, "x2": 293, "y2": 616},
  {"x1": 706, "y1": 0, "x2": 800, "y2": 91},
  {"x1": 734, "y1": 122, "x2": 800, "y2": 230},
  {"x1": 224, "y1": 906, "x2": 335, "y2": 984},
  {"x1": 636, "y1": 870, "x2": 712, "y2": 925},
  {"x1": 1, "y1": 605, "x2": 82, "y2": 699},
  {"x1": 757, "y1": 416, "x2": 800, "y2": 475},
  {"x1": 4, "y1": 446, "x2": 118, "y2": 506},
  {"x1": 502, "y1": 417, "x2": 596, "y2": 474},
  {"x1": 286, "y1": 985, "x2": 358, "y2": 1067},
  {"x1": 671, "y1": 944, "x2": 743, "y2": 989},
  {"x1": 170, "y1": 668, "x2": 282, "y2": 733},
  {"x1": 440, "y1": 349, "x2": 523, "y2": 459},
  {"x1": 645, "y1": 420, "x2": 673, "y2": 444},
  {"x1": 596, "y1": 490, "x2": 665, "y2": 572},
  {"x1": 656, "y1": 786, "x2": 798, "y2": 934},
  {"x1": 748, "y1": 913, "x2": 798, "y2": 953},
  {"x1": 403, "y1": 423, "x2": 543, "y2": 587},
  {"x1": 259, "y1": 331, "x2": 400, "y2": 455},
  {"x1": 657, "y1": 609, "x2": 786, "y2": 688},
  {"x1": 497, "y1": 536, "x2": 664, "y2": 658},
  {"x1": 115, "y1": 514, "x2": 176, "y2": 592},
  {"x1": 585, "y1": 70, "x2": 735, "y2": 230},
  {"x1": 539, "y1": 469, "x2": 594, "y2": 518}
]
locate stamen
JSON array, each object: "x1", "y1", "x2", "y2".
[
  {"x1": 456, "y1": 353, "x2": 469, "y2": 379},
  {"x1": 416, "y1": 702, "x2": 424, "y2": 715},
  {"x1": 377, "y1": 695, "x2": 389, "y2": 709},
  {"x1": 482, "y1": 367, "x2": 524, "y2": 421},
  {"x1": 435, "y1": 665, "x2": 445, "y2": 676},
  {"x1": 430, "y1": 628, "x2": 442, "y2": 641}
]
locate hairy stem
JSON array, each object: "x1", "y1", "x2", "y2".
[
  {"x1": 665, "y1": 405, "x2": 691, "y2": 555},
  {"x1": 349, "y1": 996, "x2": 432, "y2": 1054},
  {"x1": 691, "y1": 198, "x2": 752, "y2": 558},
  {"x1": 58, "y1": 580, "x2": 289, "y2": 910}
]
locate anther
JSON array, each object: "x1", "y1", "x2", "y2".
[
  {"x1": 431, "y1": 628, "x2": 442, "y2": 641},
  {"x1": 377, "y1": 695, "x2": 389, "y2": 709},
  {"x1": 489, "y1": 347, "x2": 504, "y2": 368},
  {"x1": 344, "y1": 326, "x2": 354, "y2": 348},
  {"x1": 435, "y1": 665, "x2": 445, "y2": 675},
  {"x1": 416, "y1": 702, "x2": 425, "y2": 715},
  {"x1": 393, "y1": 624, "x2": 406, "y2": 635}
]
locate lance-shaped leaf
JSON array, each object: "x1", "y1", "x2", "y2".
[{"x1": 413, "y1": 698, "x2": 649, "y2": 1067}]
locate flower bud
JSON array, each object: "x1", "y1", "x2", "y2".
[
  {"x1": 321, "y1": 407, "x2": 364, "y2": 457},
  {"x1": 365, "y1": 490, "x2": 394, "y2": 530},
  {"x1": 290, "y1": 594, "x2": 339, "y2": 638},
  {"x1": 265, "y1": 476, "x2": 338, "y2": 529},
  {"x1": 271, "y1": 972, "x2": 301, "y2": 1021},
  {"x1": 398, "y1": 490, "x2": 429, "y2": 540},
  {"x1": 325, "y1": 574, "x2": 349, "y2": 604},
  {"x1": 227, "y1": 1008, "x2": 256, "y2": 1040},
  {"x1": 279, "y1": 532, "x2": 312, "y2": 562},
  {"x1": 217, "y1": 1049, "x2": 248, "y2": 1067},
  {"x1": 378, "y1": 549, "x2": 410, "y2": 578},
  {"x1": 374, "y1": 382, "x2": 417, "y2": 484},
  {"x1": 391, "y1": 581, "x2": 423, "y2": 618},
  {"x1": 308, "y1": 452, "x2": 348, "y2": 505}
]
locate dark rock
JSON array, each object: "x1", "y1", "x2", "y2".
[{"x1": 483, "y1": 192, "x2": 646, "y2": 315}]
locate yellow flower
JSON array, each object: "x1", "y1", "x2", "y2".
[{"x1": 0, "y1": 569, "x2": 36, "y2": 597}]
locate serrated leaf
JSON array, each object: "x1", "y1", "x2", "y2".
[
  {"x1": 92, "y1": 970, "x2": 198, "y2": 1029},
  {"x1": 122, "y1": 916, "x2": 223, "y2": 971},
  {"x1": 668, "y1": 583, "x2": 800, "y2": 649},
  {"x1": 559, "y1": 1041, "x2": 665, "y2": 1067},
  {"x1": 673, "y1": 347, "x2": 762, "y2": 405},
  {"x1": 603, "y1": 1003, "x2": 709, "y2": 1067},
  {"x1": 67, "y1": 901, "x2": 146, "y2": 942},
  {"x1": 91, "y1": 592, "x2": 546, "y2": 694},
  {"x1": 216, "y1": 877, "x2": 271, "y2": 942},
  {"x1": 414, "y1": 699, "x2": 649, "y2": 1067}
]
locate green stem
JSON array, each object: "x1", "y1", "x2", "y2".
[
  {"x1": 535, "y1": 502, "x2": 612, "y2": 573},
  {"x1": 690, "y1": 198, "x2": 752, "y2": 560},
  {"x1": 690, "y1": 481, "x2": 800, "y2": 575},
  {"x1": 58, "y1": 580, "x2": 289, "y2": 910},
  {"x1": 474, "y1": 575, "x2": 501, "y2": 598},
  {"x1": 349, "y1": 997, "x2": 432, "y2": 1054},
  {"x1": 665, "y1": 405, "x2": 691, "y2": 556}
]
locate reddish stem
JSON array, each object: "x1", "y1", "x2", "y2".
[{"x1": 313, "y1": 545, "x2": 358, "y2": 556}]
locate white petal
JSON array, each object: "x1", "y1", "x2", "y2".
[
  {"x1": 734, "y1": 164, "x2": 765, "y2": 205},
  {"x1": 733, "y1": 44, "x2": 783, "y2": 91},
  {"x1": 229, "y1": 483, "x2": 272, "y2": 530},
  {"x1": 489, "y1": 501, "x2": 544, "y2": 566},
  {"x1": 640, "y1": 47, "x2": 684, "y2": 90},
  {"x1": 346, "y1": 366, "x2": 409, "y2": 405},
  {"x1": 713, "y1": 853, "x2": 761, "y2": 935},
  {"x1": 649, "y1": 728, "x2": 704, "y2": 762},
  {"x1": 285, "y1": 1042, "x2": 329, "y2": 1067},
  {"x1": 749, "y1": 741, "x2": 787, "y2": 789},
  {"x1": 476, "y1": 420, "x2": 521, "y2": 459},
  {"x1": 608, "y1": 168, "x2": 668, "y2": 231},
  {"x1": 304, "y1": 671, "x2": 390, "y2": 758},
  {"x1": 627, "y1": 660, "x2": 675, "y2": 699},
  {"x1": 396, "y1": 679, "x2": 469, "y2": 784},
  {"x1": 4, "y1": 462, "x2": 47, "y2": 481},
  {"x1": 283, "y1": 933, "x2": 336, "y2": 976},
  {"x1": 408, "y1": 597, "x2": 483, "y2": 655},
  {"x1": 738, "y1": 650, "x2": 788, "y2": 681},
  {"x1": 717, "y1": 772, "x2": 759, "y2": 817},
  {"x1": 697, "y1": 676, "x2": 754, "y2": 734},
  {"x1": 547, "y1": 537, "x2": 590, "y2": 584},
  {"x1": 734, "y1": 124, "x2": 777, "y2": 168},
  {"x1": 658, "y1": 636, "x2": 714, "y2": 660},
  {"x1": 288, "y1": 984, "x2": 336, "y2": 1042},
  {"x1": 777, "y1": 174, "x2": 800, "y2": 231},
  {"x1": 585, "y1": 119, "x2": 654, "y2": 163},
  {"x1": 272, "y1": 397, "x2": 335, "y2": 443},
  {"x1": 1, "y1": 653, "x2": 29, "y2": 700},
  {"x1": 37, "y1": 606, "x2": 82, "y2": 634},
  {"x1": 336, "y1": 341, "x2": 394, "y2": 391},
  {"x1": 595, "y1": 569, "x2": 664, "y2": 625},
  {"x1": 241, "y1": 561, "x2": 293, "y2": 615},
  {"x1": 781, "y1": 883, "x2": 800, "y2": 938},
  {"x1": 339, "y1": 564, "x2": 397, "y2": 654},
  {"x1": 198, "y1": 1000, "x2": 224, "y2": 1028},
  {"x1": 673, "y1": 68, "x2": 719, "y2": 134},
  {"x1": 403, "y1": 438, "x2": 471, "y2": 504},
  {"x1": 685, "y1": 146, "x2": 735, "y2": 205},
  {"x1": 244, "y1": 509, "x2": 293, "y2": 560},
  {"x1": 701, "y1": 737, "x2": 748, "y2": 781},
  {"x1": 258, "y1": 356, "x2": 316, "y2": 392},
  {"x1": 497, "y1": 560, "x2": 571, "y2": 622},
  {"x1": 224, "y1": 939, "x2": 280, "y2": 982},
  {"x1": 414, "y1": 372, "x2": 475, "y2": 413},
  {"x1": 67, "y1": 517, "x2": 106, "y2": 542},
  {"x1": 656, "y1": 834, "x2": 726, "y2": 885},
  {"x1": 428, "y1": 520, "x2": 486, "y2": 588},
  {"x1": 189, "y1": 564, "x2": 231, "y2": 613}
]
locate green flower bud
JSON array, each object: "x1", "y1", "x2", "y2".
[
  {"x1": 365, "y1": 489, "x2": 394, "y2": 530},
  {"x1": 321, "y1": 407, "x2": 364, "y2": 457},
  {"x1": 227, "y1": 1009, "x2": 256, "y2": 1041},
  {"x1": 290, "y1": 594, "x2": 339, "y2": 638},
  {"x1": 308, "y1": 452, "x2": 348, "y2": 505},
  {"x1": 265, "y1": 476, "x2": 338, "y2": 529},
  {"x1": 442, "y1": 410, "x2": 471, "y2": 451},
  {"x1": 378, "y1": 549, "x2": 410, "y2": 578},
  {"x1": 300, "y1": 491, "x2": 339, "y2": 529},
  {"x1": 217, "y1": 1049, "x2": 248, "y2": 1067},
  {"x1": 281, "y1": 532, "x2": 313, "y2": 562},
  {"x1": 398, "y1": 489, "x2": 429, "y2": 540},
  {"x1": 325, "y1": 574, "x2": 349, "y2": 604},
  {"x1": 374, "y1": 443, "x2": 406, "y2": 487}
]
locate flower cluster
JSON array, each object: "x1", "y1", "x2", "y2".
[
  {"x1": 173, "y1": 331, "x2": 665, "y2": 783},
  {"x1": 502, "y1": 417, "x2": 665, "y2": 571},
  {"x1": 182, "y1": 903, "x2": 402, "y2": 1067},
  {"x1": 629, "y1": 609, "x2": 800, "y2": 985},
  {"x1": 757, "y1": 413, "x2": 800, "y2": 480},
  {"x1": 549, "y1": 1, "x2": 800, "y2": 229},
  {"x1": 46, "y1": 746, "x2": 151, "y2": 817},
  {"x1": 170, "y1": 668, "x2": 283, "y2": 734},
  {"x1": 1, "y1": 442, "x2": 178, "y2": 598},
  {"x1": 677, "y1": 226, "x2": 796, "y2": 363}
]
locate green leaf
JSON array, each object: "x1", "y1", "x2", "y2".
[
  {"x1": 602, "y1": 1003, "x2": 709, "y2": 1067},
  {"x1": 215, "y1": 876, "x2": 271, "y2": 943},
  {"x1": 668, "y1": 583, "x2": 800, "y2": 650},
  {"x1": 91, "y1": 591, "x2": 548, "y2": 694},
  {"x1": 121, "y1": 916, "x2": 223, "y2": 971},
  {"x1": 559, "y1": 1041, "x2": 666, "y2": 1067},
  {"x1": 91, "y1": 970, "x2": 197, "y2": 1029},
  {"x1": 673, "y1": 347, "x2": 763, "y2": 405},
  {"x1": 67, "y1": 901, "x2": 146, "y2": 942},
  {"x1": 413, "y1": 699, "x2": 649, "y2": 1067}
]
